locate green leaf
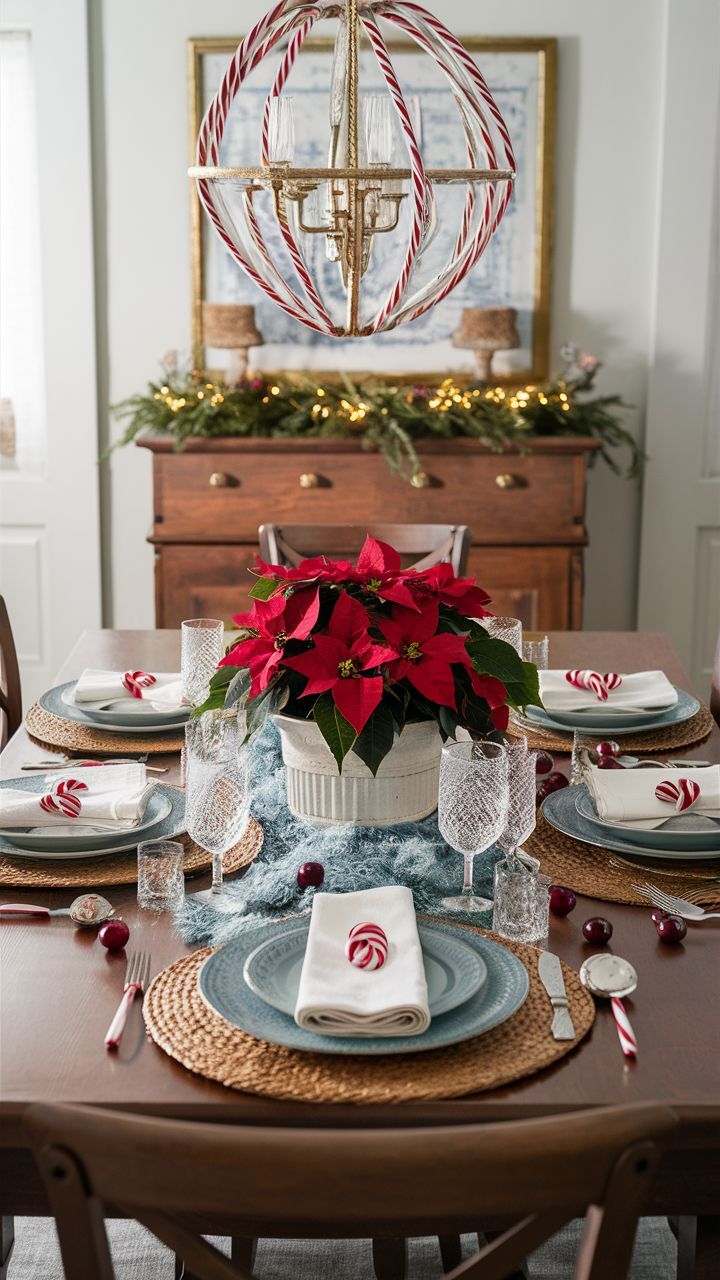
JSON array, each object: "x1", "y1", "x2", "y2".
[
  {"x1": 352, "y1": 703, "x2": 396, "y2": 776},
  {"x1": 466, "y1": 635, "x2": 540, "y2": 709},
  {"x1": 224, "y1": 667, "x2": 252, "y2": 710},
  {"x1": 438, "y1": 705, "x2": 459, "y2": 741},
  {"x1": 312, "y1": 692, "x2": 356, "y2": 772},
  {"x1": 249, "y1": 576, "x2": 278, "y2": 601},
  {"x1": 245, "y1": 681, "x2": 281, "y2": 736}
]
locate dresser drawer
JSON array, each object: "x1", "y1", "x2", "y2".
[
  {"x1": 152, "y1": 448, "x2": 586, "y2": 545},
  {"x1": 154, "y1": 544, "x2": 259, "y2": 628}
]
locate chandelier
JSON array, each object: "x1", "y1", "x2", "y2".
[{"x1": 190, "y1": 0, "x2": 515, "y2": 338}]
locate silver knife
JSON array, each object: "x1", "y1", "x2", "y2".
[{"x1": 538, "y1": 951, "x2": 576, "y2": 1041}]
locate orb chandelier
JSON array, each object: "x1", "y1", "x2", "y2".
[{"x1": 190, "y1": 0, "x2": 516, "y2": 338}]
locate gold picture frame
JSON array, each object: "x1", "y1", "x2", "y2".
[{"x1": 188, "y1": 34, "x2": 556, "y2": 384}]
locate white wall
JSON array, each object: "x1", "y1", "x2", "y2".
[{"x1": 94, "y1": 0, "x2": 666, "y2": 630}]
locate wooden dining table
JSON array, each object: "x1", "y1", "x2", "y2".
[{"x1": 0, "y1": 629, "x2": 718, "y2": 1280}]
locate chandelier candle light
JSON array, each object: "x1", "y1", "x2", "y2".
[{"x1": 190, "y1": 0, "x2": 515, "y2": 336}]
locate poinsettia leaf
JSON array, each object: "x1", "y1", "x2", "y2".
[
  {"x1": 245, "y1": 680, "x2": 282, "y2": 736},
  {"x1": 465, "y1": 635, "x2": 540, "y2": 709},
  {"x1": 438, "y1": 705, "x2": 459, "y2": 741},
  {"x1": 312, "y1": 692, "x2": 356, "y2": 772},
  {"x1": 352, "y1": 703, "x2": 396, "y2": 776},
  {"x1": 224, "y1": 667, "x2": 252, "y2": 710},
  {"x1": 249, "y1": 576, "x2": 279, "y2": 601},
  {"x1": 208, "y1": 666, "x2": 235, "y2": 691}
]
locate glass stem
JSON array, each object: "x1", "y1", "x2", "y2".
[
  {"x1": 462, "y1": 853, "x2": 475, "y2": 898},
  {"x1": 211, "y1": 852, "x2": 223, "y2": 896}
]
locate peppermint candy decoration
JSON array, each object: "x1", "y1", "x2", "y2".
[
  {"x1": 122, "y1": 670, "x2": 157, "y2": 700},
  {"x1": 565, "y1": 670, "x2": 623, "y2": 702},
  {"x1": 611, "y1": 996, "x2": 637, "y2": 1059},
  {"x1": 39, "y1": 777, "x2": 88, "y2": 819},
  {"x1": 654, "y1": 777, "x2": 700, "y2": 812},
  {"x1": 345, "y1": 922, "x2": 389, "y2": 971}
]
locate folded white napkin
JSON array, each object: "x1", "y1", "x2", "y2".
[
  {"x1": 586, "y1": 764, "x2": 720, "y2": 830},
  {"x1": 294, "y1": 886, "x2": 431, "y2": 1038},
  {"x1": 73, "y1": 669, "x2": 185, "y2": 713},
  {"x1": 538, "y1": 669, "x2": 678, "y2": 715},
  {"x1": 0, "y1": 764, "x2": 155, "y2": 831}
]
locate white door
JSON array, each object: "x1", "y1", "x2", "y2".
[
  {"x1": 638, "y1": 0, "x2": 720, "y2": 695},
  {"x1": 0, "y1": 0, "x2": 101, "y2": 705}
]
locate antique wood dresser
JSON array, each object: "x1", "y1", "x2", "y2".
[{"x1": 137, "y1": 436, "x2": 600, "y2": 629}]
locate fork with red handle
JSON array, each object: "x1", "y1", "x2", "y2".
[{"x1": 104, "y1": 950, "x2": 151, "y2": 1050}]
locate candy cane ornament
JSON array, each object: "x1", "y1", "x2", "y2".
[
  {"x1": 655, "y1": 777, "x2": 701, "y2": 812},
  {"x1": 122, "y1": 670, "x2": 157, "y2": 700},
  {"x1": 610, "y1": 996, "x2": 637, "y2": 1058},
  {"x1": 565, "y1": 669, "x2": 608, "y2": 701},
  {"x1": 39, "y1": 778, "x2": 89, "y2": 820},
  {"x1": 345, "y1": 922, "x2": 389, "y2": 970}
]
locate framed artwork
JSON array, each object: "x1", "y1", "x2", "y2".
[{"x1": 188, "y1": 34, "x2": 555, "y2": 382}]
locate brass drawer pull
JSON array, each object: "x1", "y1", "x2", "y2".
[
  {"x1": 299, "y1": 472, "x2": 321, "y2": 489},
  {"x1": 209, "y1": 471, "x2": 232, "y2": 488},
  {"x1": 495, "y1": 472, "x2": 528, "y2": 490},
  {"x1": 410, "y1": 470, "x2": 431, "y2": 489}
]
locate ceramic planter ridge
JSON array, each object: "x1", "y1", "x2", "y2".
[{"x1": 272, "y1": 713, "x2": 443, "y2": 827}]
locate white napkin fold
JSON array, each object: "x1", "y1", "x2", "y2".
[
  {"x1": 538, "y1": 669, "x2": 678, "y2": 715},
  {"x1": 294, "y1": 886, "x2": 431, "y2": 1037},
  {"x1": 0, "y1": 764, "x2": 155, "y2": 830},
  {"x1": 586, "y1": 764, "x2": 720, "y2": 830},
  {"x1": 73, "y1": 669, "x2": 185, "y2": 713}
]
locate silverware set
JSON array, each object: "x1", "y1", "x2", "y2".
[
  {"x1": 21, "y1": 754, "x2": 168, "y2": 774},
  {"x1": 104, "y1": 950, "x2": 152, "y2": 1050},
  {"x1": 632, "y1": 882, "x2": 720, "y2": 922}
]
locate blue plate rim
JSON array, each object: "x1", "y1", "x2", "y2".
[
  {"x1": 573, "y1": 786, "x2": 719, "y2": 852},
  {"x1": 0, "y1": 779, "x2": 186, "y2": 860},
  {"x1": 524, "y1": 687, "x2": 698, "y2": 736},
  {"x1": 541, "y1": 784, "x2": 720, "y2": 861},
  {"x1": 39, "y1": 681, "x2": 188, "y2": 736}
]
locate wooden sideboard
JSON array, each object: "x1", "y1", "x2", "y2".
[{"x1": 137, "y1": 436, "x2": 600, "y2": 629}]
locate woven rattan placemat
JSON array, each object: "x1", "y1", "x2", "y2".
[
  {"x1": 25, "y1": 703, "x2": 185, "y2": 755},
  {"x1": 509, "y1": 705, "x2": 715, "y2": 755},
  {"x1": 142, "y1": 924, "x2": 595, "y2": 1104},
  {"x1": 525, "y1": 813, "x2": 720, "y2": 907},
  {"x1": 0, "y1": 815, "x2": 263, "y2": 889}
]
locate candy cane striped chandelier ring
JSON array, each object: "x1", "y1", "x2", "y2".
[{"x1": 190, "y1": 0, "x2": 516, "y2": 338}]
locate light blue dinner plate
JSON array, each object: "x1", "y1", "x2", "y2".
[
  {"x1": 523, "y1": 687, "x2": 698, "y2": 737},
  {"x1": 574, "y1": 786, "x2": 719, "y2": 853},
  {"x1": 62, "y1": 683, "x2": 190, "y2": 729},
  {"x1": 541, "y1": 785, "x2": 720, "y2": 861},
  {"x1": 39, "y1": 682, "x2": 188, "y2": 736},
  {"x1": 242, "y1": 921, "x2": 488, "y2": 1020},
  {"x1": 198, "y1": 920, "x2": 529, "y2": 1056},
  {"x1": 0, "y1": 779, "x2": 185, "y2": 861}
]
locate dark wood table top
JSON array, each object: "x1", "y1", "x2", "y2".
[{"x1": 1, "y1": 630, "x2": 719, "y2": 1150}]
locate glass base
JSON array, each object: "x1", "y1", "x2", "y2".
[
  {"x1": 187, "y1": 888, "x2": 239, "y2": 913},
  {"x1": 440, "y1": 893, "x2": 493, "y2": 913}
]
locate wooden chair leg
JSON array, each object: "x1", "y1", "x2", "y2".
[
  {"x1": 478, "y1": 1229, "x2": 529, "y2": 1280},
  {"x1": 0, "y1": 1218, "x2": 14, "y2": 1280},
  {"x1": 372, "y1": 1235, "x2": 407, "y2": 1279},
  {"x1": 438, "y1": 1234, "x2": 463, "y2": 1271},
  {"x1": 231, "y1": 1237, "x2": 257, "y2": 1273},
  {"x1": 677, "y1": 1215, "x2": 720, "y2": 1280}
]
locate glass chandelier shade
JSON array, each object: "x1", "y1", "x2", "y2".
[{"x1": 190, "y1": 0, "x2": 516, "y2": 338}]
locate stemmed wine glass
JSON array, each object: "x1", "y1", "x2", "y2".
[
  {"x1": 438, "y1": 740, "x2": 509, "y2": 912},
  {"x1": 184, "y1": 709, "x2": 250, "y2": 905},
  {"x1": 493, "y1": 738, "x2": 550, "y2": 943},
  {"x1": 498, "y1": 738, "x2": 538, "y2": 865}
]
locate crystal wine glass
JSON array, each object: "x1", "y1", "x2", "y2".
[
  {"x1": 499, "y1": 737, "x2": 538, "y2": 862},
  {"x1": 184, "y1": 710, "x2": 250, "y2": 903},
  {"x1": 181, "y1": 618, "x2": 224, "y2": 706},
  {"x1": 438, "y1": 740, "x2": 509, "y2": 912},
  {"x1": 483, "y1": 616, "x2": 523, "y2": 655},
  {"x1": 522, "y1": 635, "x2": 549, "y2": 669}
]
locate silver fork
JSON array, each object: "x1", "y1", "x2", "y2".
[
  {"x1": 632, "y1": 883, "x2": 720, "y2": 922},
  {"x1": 104, "y1": 950, "x2": 151, "y2": 1049},
  {"x1": 21, "y1": 754, "x2": 167, "y2": 773}
]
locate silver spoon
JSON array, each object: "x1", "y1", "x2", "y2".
[
  {"x1": 0, "y1": 893, "x2": 116, "y2": 927},
  {"x1": 579, "y1": 952, "x2": 638, "y2": 1060}
]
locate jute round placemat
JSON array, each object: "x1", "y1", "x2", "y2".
[
  {"x1": 509, "y1": 705, "x2": 715, "y2": 755},
  {"x1": 525, "y1": 813, "x2": 720, "y2": 907},
  {"x1": 0, "y1": 815, "x2": 263, "y2": 889},
  {"x1": 25, "y1": 704, "x2": 185, "y2": 756},
  {"x1": 142, "y1": 924, "x2": 595, "y2": 1104}
]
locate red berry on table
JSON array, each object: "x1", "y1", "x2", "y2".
[
  {"x1": 596, "y1": 740, "x2": 620, "y2": 757},
  {"x1": 582, "y1": 916, "x2": 613, "y2": 945},
  {"x1": 655, "y1": 914, "x2": 687, "y2": 944},
  {"x1": 650, "y1": 908, "x2": 668, "y2": 926},
  {"x1": 297, "y1": 861, "x2": 324, "y2": 889},
  {"x1": 535, "y1": 750, "x2": 554, "y2": 777},
  {"x1": 549, "y1": 885, "x2": 577, "y2": 916},
  {"x1": 536, "y1": 772, "x2": 569, "y2": 804},
  {"x1": 98, "y1": 919, "x2": 129, "y2": 951},
  {"x1": 597, "y1": 756, "x2": 624, "y2": 770}
]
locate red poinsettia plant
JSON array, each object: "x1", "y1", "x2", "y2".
[{"x1": 199, "y1": 537, "x2": 540, "y2": 774}]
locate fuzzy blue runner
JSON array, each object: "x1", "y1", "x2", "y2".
[{"x1": 176, "y1": 720, "x2": 498, "y2": 948}]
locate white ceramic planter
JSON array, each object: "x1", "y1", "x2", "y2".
[{"x1": 272, "y1": 713, "x2": 443, "y2": 826}]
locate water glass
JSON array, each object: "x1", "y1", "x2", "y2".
[
  {"x1": 493, "y1": 860, "x2": 551, "y2": 944},
  {"x1": 499, "y1": 738, "x2": 538, "y2": 859},
  {"x1": 438, "y1": 740, "x2": 509, "y2": 913},
  {"x1": 483, "y1": 616, "x2": 523, "y2": 656},
  {"x1": 137, "y1": 840, "x2": 185, "y2": 912},
  {"x1": 522, "y1": 635, "x2": 549, "y2": 669},
  {"x1": 184, "y1": 710, "x2": 250, "y2": 898},
  {"x1": 181, "y1": 618, "x2": 224, "y2": 706}
]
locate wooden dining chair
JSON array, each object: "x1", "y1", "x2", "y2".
[
  {"x1": 711, "y1": 627, "x2": 720, "y2": 727},
  {"x1": 0, "y1": 595, "x2": 21, "y2": 751},
  {"x1": 26, "y1": 1101, "x2": 676, "y2": 1280},
  {"x1": 258, "y1": 523, "x2": 472, "y2": 576}
]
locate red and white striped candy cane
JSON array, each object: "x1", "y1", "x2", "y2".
[
  {"x1": 345, "y1": 922, "x2": 389, "y2": 971},
  {"x1": 610, "y1": 996, "x2": 637, "y2": 1058},
  {"x1": 603, "y1": 672, "x2": 623, "y2": 692},
  {"x1": 122, "y1": 670, "x2": 157, "y2": 700},
  {"x1": 565, "y1": 669, "x2": 609, "y2": 702},
  {"x1": 39, "y1": 778, "x2": 88, "y2": 820},
  {"x1": 655, "y1": 777, "x2": 701, "y2": 812}
]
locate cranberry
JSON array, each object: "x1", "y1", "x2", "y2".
[
  {"x1": 597, "y1": 756, "x2": 624, "y2": 770},
  {"x1": 535, "y1": 750, "x2": 555, "y2": 777},
  {"x1": 297, "y1": 861, "x2": 325, "y2": 889},
  {"x1": 549, "y1": 885, "x2": 577, "y2": 916},
  {"x1": 655, "y1": 914, "x2": 687, "y2": 944},
  {"x1": 650, "y1": 908, "x2": 668, "y2": 926},
  {"x1": 582, "y1": 916, "x2": 613, "y2": 945},
  {"x1": 596, "y1": 740, "x2": 620, "y2": 757},
  {"x1": 98, "y1": 919, "x2": 129, "y2": 951},
  {"x1": 536, "y1": 772, "x2": 570, "y2": 805}
]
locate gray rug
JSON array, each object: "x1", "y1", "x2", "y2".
[{"x1": 10, "y1": 1216, "x2": 677, "y2": 1277}]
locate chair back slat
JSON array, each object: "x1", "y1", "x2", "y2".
[
  {"x1": 0, "y1": 595, "x2": 22, "y2": 750},
  {"x1": 27, "y1": 1103, "x2": 676, "y2": 1280},
  {"x1": 258, "y1": 524, "x2": 471, "y2": 576}
]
